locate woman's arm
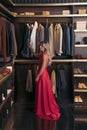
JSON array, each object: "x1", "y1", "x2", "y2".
[
  {"x1": 28, "y1": 44, "x2": 40, "y2": 57},
  {"x1": 36, "y1": 54, "x2": 48, "y2": 82}
]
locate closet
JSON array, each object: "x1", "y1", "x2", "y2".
[{"x1": 0, "y1": 1, "x2": 87, "y2": 128}]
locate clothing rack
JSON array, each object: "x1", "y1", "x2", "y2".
[
  {"x1": 25, "y1": 19, "x2": 72, "y2": 26},
  {"x1": 17, "y1": 16, "x2": 72, "y2": 23}
]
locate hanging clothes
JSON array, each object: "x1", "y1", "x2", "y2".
[
  {"x1": 20, "y1": 21, "x2": 73, "y2": 59},
  {"x1": 26, "y1": 69, "x2": 33, "y2": 92},
  {"x1": 0, "y1": 17, "x2": 7, "y2": 61},
  {"x1": 0, "y1": 17, "x2": 17, "y2": 61},
  {"x1": 49, "y1": 23, "x2": 55, "y2": 58},
  {"x1": 51, "y1": 69, "x2": 57, "y2": 97},
  {"x1": 39, "y1": 23, "x2": 44, "y2": 42},
  {"x1": 56, "y1": 65, "x2": 67, "y2": 95},
  {"x1": 36, "y1": 23, "x2": 44, "y2": 53},
  {"x1": 44, "y1": 22, "x2": 49, "y2": 43},
  {"x1": 6, "y1": 20, "x2": 14, "y2": 57},
  {"x1": 61, "y1": 23, "x2": 71, "y2": 55},
  {"x1": 11, "y1": 23, "x2": 17, "y2": 57},
  {"x1": 21, "y1": 23, "x2": 32, "y2": 58},
  {"x1": 54, "y1": 23, "x2": 63, "y2": 56},
  {"x1": 30, "y1": 21, "x2": 38, "y2": 52}
]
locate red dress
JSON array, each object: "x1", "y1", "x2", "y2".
[{"x1": 34, "y1": 54, "x2": 61, "y2": 120}]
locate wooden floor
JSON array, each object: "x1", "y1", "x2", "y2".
[{"x1": 1, "y1": 99, "x2": 87, "y2": 130}]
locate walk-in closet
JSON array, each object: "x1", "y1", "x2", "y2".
[{"x1": 0, "y1": 0, "x2": 87, "y2": 130}]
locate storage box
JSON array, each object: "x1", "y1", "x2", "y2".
[
  {"x1": 62, "y1": 10, "x2": 70, "y2": 15},
  {"x1": 42, "y1": 11, "x2": 50, "y2": 16},
  {"x1": 76, "y1": 21, "x2": 87, "y2": 30},
  {"x1": 24, "y1": 12, "x2": 35, "y2": 16},
  {"x1": 11, "y1": 12, "x2": 18, "y2": 17},
  {"x1": 78, "y1": 9, "x2": 86, "y2": 14}
]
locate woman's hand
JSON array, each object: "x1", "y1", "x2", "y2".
[{"x1": 28, "y1": 43, "x2": 40, "y2": 57}]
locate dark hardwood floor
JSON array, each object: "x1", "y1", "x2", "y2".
[
  {"x1": 1, "y1": 99, "x2": 87, "y2": 130},
  {"x1": 0, "y1": 89, "x2": 86, "y2": 130}
]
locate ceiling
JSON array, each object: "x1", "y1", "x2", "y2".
[{"x1": 2, "y1": 0, "x2": 87, "y2": 5}]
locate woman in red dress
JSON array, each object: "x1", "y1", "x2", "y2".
[{"x1": 29, "y1": 42, "x2": 61, "y2": 120}]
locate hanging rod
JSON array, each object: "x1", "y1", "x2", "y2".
[{"x1": 15, "y1": 17, "x2": 72, "y2": 23}]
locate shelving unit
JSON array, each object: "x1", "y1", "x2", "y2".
[
  {"x1": 75, "y1": 44, "x2": 87, "y2": 47},
  {"x1": 0, "y1": 3, "x2": 14, "y2": 128},
  {"x1": 73, "y1": 74, "x2": 87, "y2": 77},
  {"x1": 0, "y1": 64, "x2": 14, "y2": 128},
  {"x1": 73, "y1": 2, "x2": 87, "y2": 109}
]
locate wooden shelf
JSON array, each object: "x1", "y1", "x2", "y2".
[
  {"x1": 13, "y1": 14, "x2": 87, "y2": 18},
  {"x1": 73, "y1": 74, "x2": 87, "y2": 77},
  {"x1": 74, "y1": 102, "x2": 87, "y2": 106},
  {"x1": 74, "y1": 30, "x2": 87, "y2": 33},
  {"x1": 75, "y1": 45, "x2": 87, "y2": 47},
  {"x1": 15, "y1": 14, "x2": 73, "y2": 18},
  {"x1": 0, "y1": 72, "x2": 12, "y2": 86},
  {"x1": 74, "y1": 89, "x2": 87, "y2": 92},
  {"x1": 14, "y1": 59, "x2": 87, "y2": 63}
]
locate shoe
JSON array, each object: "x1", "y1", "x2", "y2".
[
  {"x1": 74, "y1": 96, "x2": 79, "y2": 102},
  {"x1": 75, "y1": 54, "x2": 81, "y2": 59},
  {"x1": 78, "y1": 83, "x2": 87, "y2": 88},
  {"x1": 75, "y1": 54, "x2": 86, "y2": 59},
  {"x1": 78, "y1": 96, "x2": 83, "y2": 102},
  {"x1": 74, "y1": 68, "x2": 78, "y2": 74},
  {"x1": 77, "y1": 68, "x2": 83, "y2": 74},
  {"x1": 81, "y1": 83, "x2": 87, "y2": 88},
  {"x1": 78, "y1": 83, "x2": 83, "y2": 88}
]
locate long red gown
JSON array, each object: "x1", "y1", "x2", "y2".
[{"x1": 34, "y1": 53, "x2": 61, "y2": 120}]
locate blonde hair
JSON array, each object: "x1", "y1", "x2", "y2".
[{"x1": 40, "y1": 42, "x2": 52, "y2": 66}]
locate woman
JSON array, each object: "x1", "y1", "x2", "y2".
[{"x1": 29, "y1": 42, "x2": 61, "y2": 120}]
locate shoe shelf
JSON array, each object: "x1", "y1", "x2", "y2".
[
  {"x1": 73, "y1": 80, "x2": 87, "y2": 106},
  {"x1": 74, "y1": 89, "x2": 87, "y2": 92},
  {"x1": 74, "y1": 30, "x2": 87, "y2": 33},
  {"x1": 75, "y1": 45, "x2": 87, "y2": 47},
  {"x1": 74, "y1": 102, "x2": 87, "y2": 106},
  {"x1": 73, "y1": 74, "x2": 87, "y2": 77},
  {"x1": 74, "y1": 97, "x2": 87, "y2": 104},
  {"x1": 74, "y1": 94, "x2": 87, "y2": 104}
]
